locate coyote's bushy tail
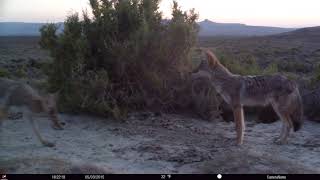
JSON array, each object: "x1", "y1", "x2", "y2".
[{"x1": 290, "y1": 88, "x2": 303, "y2": 131}]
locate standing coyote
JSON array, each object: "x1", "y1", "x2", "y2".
[
  {"x1": 0, "y1": 78, "x2": 64, "y2": 147},
  {"x1": 191, "y1": 50, "x2": 303, "y2": 145}
]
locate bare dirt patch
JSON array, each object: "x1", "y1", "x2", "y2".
[{"x1": 1, "y1": 113, "x2": 320, "y2": 173}]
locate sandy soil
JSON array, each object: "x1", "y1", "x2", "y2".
[{"x1": 1, "y1": 112, "x2": 320, "y2": 174}]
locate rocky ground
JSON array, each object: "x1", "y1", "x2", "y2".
[{"x1": 1, "y1": 112, "x2": 320, "y2": 174}]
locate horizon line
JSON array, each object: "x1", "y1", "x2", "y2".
[{"x1": 1, "y1": 20, "x2": 318, "y2": 29}]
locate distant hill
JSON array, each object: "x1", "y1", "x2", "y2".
[
  {"x1": 198, "y1": 19, "x2": 295, "y2": 37},
  {"x1": 198, "y1": 25, "x2": 320, "y2": 75},
  {"x1": 0, "y1": 22, "x2": 63, "y2": 36},
  {"x1": 0, "y1": 20, "x2": 300, "y2": 37},
  {"x1": 270, "y1": 26, "x2": 320, "y2": 42}
]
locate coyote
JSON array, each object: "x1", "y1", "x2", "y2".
[
  {"x1": 191, "y1": 50, "x2": 303, "y2": 145},
  {"x1": 0, "y1": 78, "x2": 64, "y2": 147}
]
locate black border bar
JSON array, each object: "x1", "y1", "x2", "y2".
[{"x1": 2, "y1": 174, "x2": 320, "y2": 180}]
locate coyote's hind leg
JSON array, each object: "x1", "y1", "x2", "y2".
[{"x1": 24, "y1": 110, "x2": 55, "y2": 147}]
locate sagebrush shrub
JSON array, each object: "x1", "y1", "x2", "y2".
[{"x1": 40, "y1": 0, "x2": 204, "y2": 118}]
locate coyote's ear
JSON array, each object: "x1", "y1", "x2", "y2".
[{"x1": 205, "y1": 50, "x2": 219, "y2": 68}]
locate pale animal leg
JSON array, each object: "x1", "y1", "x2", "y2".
[
  {"x1": 24, "y1": 110, "x2": 55, "y2": 147},
  {"x1": 233, "y1": 105, "x2": 245, "y2": 145},
  {"x1": 280, "y1": 114, "x2": 292, "y2": 144}
]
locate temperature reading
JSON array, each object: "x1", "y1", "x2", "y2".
[{"x1": 161, "y1": 174, "x2": 172, "y2": 179}]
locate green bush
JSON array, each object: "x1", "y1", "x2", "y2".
[
  {"x1": 263, "y1": 62, "x2": 279, "y2": 75},
  {"x1": 0, "y1": 68, "x2": 10, "y2": 78},
  {"x1": 39, "y1": 0, "x2": 199, "y2": 118},
  {"x1": 278, "y1": 61, "x2": 312, "y2": 73},
  {"x1": 15, "y1": 65, "x2": 28, "y2": 78},
  {"x1": 217, "y1": 53, "x2": 278, "y2": 76},
  {"x1": 310, "y1": 64, "x2": 320, "y2": 87}
]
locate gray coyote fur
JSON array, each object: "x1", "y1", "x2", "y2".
[
  {"x1": 191, "y1": 50, "x2": 303, "y2": 145},
  {"x1": 0, "y1": 78, "x2": 64, "y2": 147}
]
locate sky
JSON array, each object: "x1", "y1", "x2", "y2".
[{"x1": 0, "y1": 0, "x2": 319, "y2": 28}]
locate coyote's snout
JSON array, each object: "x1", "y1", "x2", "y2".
[
  {"x1": 191, "y1": 50, "x2": 303, "y2": 145},
  {"x1": 0, "y1": 78, "x2": 64, "y2": 147}
]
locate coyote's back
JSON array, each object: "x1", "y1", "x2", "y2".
[
  {"x1": 240, "y1": 75, "x2": 297, "y2": 105},
  {"x1": 240, "y1": 74, "x2": 303, "y2": 131},
  {"x1": 0, "y1": 78, "x2": 42, "y2": 108}
]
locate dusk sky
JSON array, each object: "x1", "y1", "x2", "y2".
[{"x1": 1, "y1": 0, "x2": 319, "y2": 28}]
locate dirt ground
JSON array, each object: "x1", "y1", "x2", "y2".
[{"x1": 1, "y1": 112, "x2": 320, "y2": 174}]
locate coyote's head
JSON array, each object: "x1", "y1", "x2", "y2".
[{"x1": 191, "y1": 50, "x2": 220, "y2": 81}]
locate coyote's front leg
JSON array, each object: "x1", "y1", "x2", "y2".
[{"x1": 233, "y1": 105, "x2": 245, "y2": 145}]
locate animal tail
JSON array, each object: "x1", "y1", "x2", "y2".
[{"x1": 290, "y1": 88, "x2": 303, "y2": 132}]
